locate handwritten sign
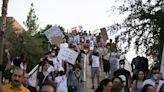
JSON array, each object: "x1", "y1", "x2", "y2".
[
  {"x1": 44, "y1": 26, "x2": 64, "y2": 44},
  {"x1": 57, "y1": 48, "x2": 79, "y2": 64}
]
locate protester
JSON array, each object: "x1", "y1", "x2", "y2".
[
  {"x1": 131, "y1": 70, "x2": 145, "y2": 92},
  {"x1": 67, "y1": 64, "x2": 83, "y2": 92},
  {"x1": 141, "y1": 84, "x2": 155, "y2": 92},
  {"x1": 55, "y1": 61, "x2": 69, "y2": 92},
  {"x1": 131, "y1": 56, "x2": 149, "y2": 81},
  {"x1": 60, "y1": 37, "x2": 69, "y2": 48},
  {"x1": 39, "y1": 81, "x2": 56, "y2": 92},
  {"x1": 142, "y1": 67, "x2": 164, "y2": 92},
  {"x1": 102, "y1": 43, "x2": 110, "y2": 78},
  {"x1": 3, "y1": 67, "x2": 30, "y2": 92},
  {"x1": 12, "y1": 54, "x2": 27, "y2": 71},
  {"x1": 110, "y1": 46, "x2": 119, "y2": 79},
  {"x1": 48, "y1": 49, "x2": 62, "y2": 72},
  {"x1": 89, "y1": 45, "x2": 102, "y2": 89},
  {"x1": 37, "y1": 61, "x2": 54, "y2": 87},
  {"x1": 23, "y1": 72, "x2": 38, "y2": 92},
  {"x1": 96, "y1": 33, "x2": 102, "y2": 45},
  {"x1": 95, "y1": 78, "x2": 113, "y2": 92},
  {"x1": 114, "y1": 59, "x2": 131, "y2": 92}
]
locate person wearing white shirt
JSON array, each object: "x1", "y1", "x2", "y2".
[
  {"x1": 89, "y1": 46, "x2": 102, "y2": 89},
  {"x1": 55, "y1": 61, "x2": 69, "y2": 92},
  {"x1": 60, "y1": 38, "x2": 68, "y2": 49}
]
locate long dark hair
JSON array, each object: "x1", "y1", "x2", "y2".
[
  {"x1": 134, "y1": 70, "x2": 145, "y2": 90},
  {"x1": 95, "y1": 78, "x2": 112, "y2": 92}
]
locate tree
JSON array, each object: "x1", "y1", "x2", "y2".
[
  {"x1": 23, "y1": 3, "x2": 39, "y2": 36},
  {"x1": 4, "y1": 20, "x2": 45, "y2": 72},
  {"x1": 110, "y1": 0, "x2": 164, "y2": 64}
]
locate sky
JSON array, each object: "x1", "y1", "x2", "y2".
[
  {"x1": 0, "y1": 0, "x2": 137, "y2": 62},
  {"x1": 4, "y1": 0, "x2": 126, "y2": 31}
]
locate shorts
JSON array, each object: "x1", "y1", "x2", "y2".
[{"x1": 91, "y1": 67, "x2": 100, "y2": 78}]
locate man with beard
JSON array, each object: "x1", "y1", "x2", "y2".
[{"x1": 3, "y1": 67, "x2": 30, "y2": 92}]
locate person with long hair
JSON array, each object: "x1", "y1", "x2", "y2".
[
  {"x1": 95, "y1": 78, "x2": 113, "y2": 92},
  {"x1": 102, "y1": 43, "x2": 110, "y2": 78},
  {"x1": 131, "y1": 70, "x2": 145, "y2": 92},
  {"x1": 37, "y1": 61, "x2": 54, "y2": 87}
]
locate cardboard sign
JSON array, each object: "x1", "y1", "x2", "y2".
[
  {"x1": 100, "y1": 27, "x2": 108, "y2": 42},
  {"x1": 51, "y1": 36, "x2": 63, "y2": 46},
  {"x1": 57, "y1": 48, "x2": 79, "y2": 64},
  {"x1": 44, "y1": 26, "x2": 64, "y2": 44}
]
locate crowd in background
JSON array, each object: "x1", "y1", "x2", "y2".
[{"x1": 0, "y1": 30, "x2": 164, "y2": 92}]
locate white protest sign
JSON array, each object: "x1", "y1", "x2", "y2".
[
  {"x1": 74, "y1": 35, "x2": 80, "y2": 44},
  {"x1": 44, "y1": 26, "x2": 64, "y2": 44},
  {"x1": 57, "y1": 48, "x2": 79, "y2": 65}
]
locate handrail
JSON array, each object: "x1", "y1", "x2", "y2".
[{"x1": 28, "y1": 64, "x2": 39, "y2": 77}]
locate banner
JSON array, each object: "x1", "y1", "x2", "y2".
[
  {"x1": 100, "y1": 27, "x2": 108, "y2": 42},
  {"x1": 57, "y1": 48, "x2": 79, "y2": 64},
  {"x1": 44, "y1": 26, "x2": 64, "y2": 44}
]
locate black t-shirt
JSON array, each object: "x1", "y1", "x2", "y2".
[
  {"x1": 13, "y1": 58, "x2": 21, "y2": 67},
  {"x1": 114, "y1": 68, "x2": 130, "y2": 87},
  {"x1": 92, "y1": 51, "x2": 99, "y2": 56},
  {"x1": 27, "y1": 85, "x2": 37, "y2": 92}
]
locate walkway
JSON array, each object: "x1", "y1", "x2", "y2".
[{"x1": 86, "y1": 64, "x2": 106, "y2": 92}]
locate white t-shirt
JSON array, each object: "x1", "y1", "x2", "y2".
[
  {"x1": 91, "y1": 55, "x2": 100, "y2": 67},
  {"x1": 143, "y1": 79, "x2": 164, "y2": 92},
  {"x1": 55, "y1": 75, "x2": 68, "y2": 92},
  {"x1": 60, "y1": 43, "x2": 69, "y2": 49}
]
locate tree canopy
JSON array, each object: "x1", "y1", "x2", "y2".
[
  {"x1": 23, "y1": 3, "x2": 39, "y2": 36},
  {"x1": 110, "y1": 0, "x2": 164, "y2": 63}
]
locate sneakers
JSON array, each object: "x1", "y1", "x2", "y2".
[{"x1": 92, "y1": 85, "x2": 95, "y2": 89}]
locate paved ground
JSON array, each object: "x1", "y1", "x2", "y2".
[{"x1": 86, "y1": 64, "x2": 106, "y2": 92}]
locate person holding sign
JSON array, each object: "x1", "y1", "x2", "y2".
[
  {"x1": 60, "y1": 38, "x2": 69, "y2": 49},
  {"x1": 89, "y1": 45, "x2": 102, "y2": 89}
]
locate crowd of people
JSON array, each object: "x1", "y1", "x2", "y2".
[{"x1": 0, "y1": 30, "x2": 164, "y2": 92}]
